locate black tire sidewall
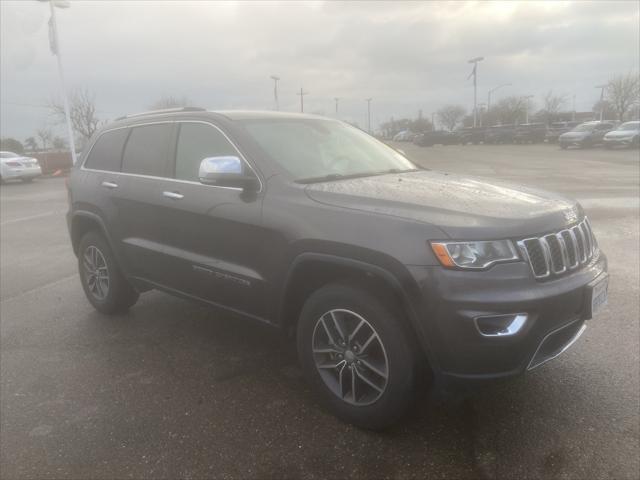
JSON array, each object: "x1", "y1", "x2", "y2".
[{"x1": 297, "y1": 282, "x2": 416, "y2": 429}]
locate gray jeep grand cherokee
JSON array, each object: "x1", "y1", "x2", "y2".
[{"x1": 67, "y1": 108, "x2": 609, "y2": 429}]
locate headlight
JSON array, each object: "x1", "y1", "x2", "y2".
[{"x1": 430, "y1": 240, "x2": 519, "y2": 269}]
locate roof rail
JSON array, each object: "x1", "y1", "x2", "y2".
[{"x1": 115, "y1": 106, "x2": 206, "y2": 121}]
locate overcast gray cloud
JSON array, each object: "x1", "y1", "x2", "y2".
[{"x1": 1, "y1": 0, "x2": 638, "y2": 140}]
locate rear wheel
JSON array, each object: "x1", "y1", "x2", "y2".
[
  {"x1": 297, "y1": 282, "x2": 418, "y2": 430},
  {"x1": 78, "y1": 231, "x2": 139, "y2": 314}
]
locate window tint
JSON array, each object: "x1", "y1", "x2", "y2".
[
  {"x1": 175, "y1": 123, "x2": 238, "y2": 181},
  {"x1": 85, "y1": 128, "x2": 129, "y2": 171},
  {"x1": 122, "y1": 124, "x2": 173, "y2": 177}
]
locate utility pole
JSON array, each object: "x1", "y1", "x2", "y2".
[
  {"x1": 524, "y1": 95, "x2": 534, "y2": 123},
  {"x1": 487, "y1": 83, "x2": 511, "y2": 110},
  {"x1": 468, "y1": 56, "x2": 484, "y2": 128},
  {"x1": 595, "y1": 84, "x2": 607, "y2": 121},
  {"x1": 270, "y1": 75, "x2": 280, "y2": 111},
  {"x1": 334, "y1": 97, "x2": 339, "y2": 115},
  {"x1": 572, "y1": 94, "x2": 576, "y2": 121},
  {"x1": 297, "y1": 88, "x2": 308, "y2": 113},
  {"x1": 41, "y1": 0, "x2": 77, "y2": 164},
  {"x1": 365, "y1": 98, "x2": 372, "y2": 133},
  {"x1": 431, "y1": 112, "x2": 436, "y2": 130}
]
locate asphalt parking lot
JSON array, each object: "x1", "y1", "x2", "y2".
[{"x1": 1, "y1": 144, "x2": 638, "y2": 480}]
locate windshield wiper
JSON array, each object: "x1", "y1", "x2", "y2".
[
  {"x1": 296, "y1": 168, "x2": 423, "y2": 184},
  {"x1": 296, "y1": 172, "x2": 374, "y2": 184}
]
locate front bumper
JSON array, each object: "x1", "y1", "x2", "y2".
[
  {"x1": 2, "y1": 165, "x2": 42, "y2": 179},
  {"x1": 559, "y1": 136, "x2": 587, "y2": 147},
  {"x1": 405, "y1": 252, "x2": 607, "y2": 382}
]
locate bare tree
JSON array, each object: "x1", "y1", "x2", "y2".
[
  {"x1": 49, "y1": 87, "x2": 102, "y2": 144},
  {"x1": 537, "y1": 90, "x2": 567, "y2": 123},
  {"x1": 24, "y1": 136, "x2": 38, "y2": 152},
  {"x1": 149, "y1": 95, "x2": 192, "y2": 110},
  {"x1": 606, "y1": 72, "x2": 640, "y2": 121},
  {"x1": 436, "y1": 105, "x2": 466, "y2": 131},
  {"x1": 36, "y1": 128, "x2": 53, "y2": 152},
  {"x1": 492, "y1": 96, "x2": 527, "y2": 125}
]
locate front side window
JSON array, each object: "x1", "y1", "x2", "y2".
[
  {"x1": 122, "y1": 124, "x2": 173, "y2": 177},
  {"x1": 84, "y1": 128, "x2": 130, "y2": 171},
  {"x1": 240, "y1": 119, "x2": 416, "y2": 182},
  {"x1": 174, "y1": 123, "x2": 238, "y2": 181}
]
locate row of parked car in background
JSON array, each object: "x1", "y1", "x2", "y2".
[{"x1": 394, "y1": 120, "x2": 640, "y2": 149}]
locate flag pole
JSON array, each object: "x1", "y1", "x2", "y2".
[{"x1": 49, "y1": 1, "x2": 77, "y2": 164}]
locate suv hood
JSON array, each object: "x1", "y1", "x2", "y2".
[
  {"x1": 560, "y1": 131, "x2": 589, "y2": 140},
  {"x1": 304, "y1": 171, "x2": 582, "y2": 239}
]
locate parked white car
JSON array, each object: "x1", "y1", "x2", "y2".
[
  {"x1": 0, "y1": 151, "x2": 42, "y2": 183},
  {"x1": 392, "y1": 130, "x2": 414, "y2": 142}
]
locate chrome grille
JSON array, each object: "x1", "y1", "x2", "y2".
[{"x1": 518, "y1": 218, "x2": 598, "y2": 280}]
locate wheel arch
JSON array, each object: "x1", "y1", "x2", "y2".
[{"x1": 278, "y1": 252, "x2": 438, "y2": 371}]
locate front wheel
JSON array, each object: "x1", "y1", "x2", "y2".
[
  {"x1": 297, "y1": 282, "x2": 418, "y2": 430},
  {"x1": 78, "y1": 231, "x2": 139, "y2": 314}
]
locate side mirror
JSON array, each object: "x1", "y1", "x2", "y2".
[{"x1": 198, "y1": 156, "x2": 259, "y2": 190}]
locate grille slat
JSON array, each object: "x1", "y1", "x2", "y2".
[{"x1": 518, "y1": 218, "x2": 597, "y2": 280}]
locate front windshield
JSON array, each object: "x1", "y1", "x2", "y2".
[
  {"x1": 572, "y1": 124, "x2": 595, "y2": 132},
  {"x1": 619, "y1": 122, "x2": 640, "y2": 131},
  {"x1": 241, "y1": 119, "x2": 417, "y2": 182}
]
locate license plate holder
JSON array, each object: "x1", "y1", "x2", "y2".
[{"x1": 584, "y1": 274, "x2": 608, "y2": 319}]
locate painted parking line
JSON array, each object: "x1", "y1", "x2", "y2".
[{"x1": 0, "y1": 210, "x2": 65, "y2": 226}]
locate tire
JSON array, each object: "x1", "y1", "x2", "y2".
[
  {"x1": 78, "y1": 231, "x2": 139, "y2": 314},
  {"x1": 297, "y1": 282, "x2": 418, "y2": 430}
]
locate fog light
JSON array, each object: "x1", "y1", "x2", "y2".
[{"x1": 474, "y1": 313, "x2": 528, "y2": 337}]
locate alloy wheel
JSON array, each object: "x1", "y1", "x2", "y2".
[
  {"x1": 83, "y1": 245, "x2": 110, "y2": 300},
  {"x1": 312, "y1": 309, "x2": 389, "y2": 406}
]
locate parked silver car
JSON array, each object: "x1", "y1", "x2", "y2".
[
  {"x1": 0, "y1": 151, "x2": 42, "y2": 183},
  {"x1": 603, "y1": 121, "x2": 640, "y2": 149}
]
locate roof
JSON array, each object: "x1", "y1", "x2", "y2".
[{"x1": 213, "y1": 110, "x2": 325, "y2": 121}]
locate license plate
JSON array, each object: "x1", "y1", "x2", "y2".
[{"x1": 589, "y1": 275, "x2": 609, "y2": 317}]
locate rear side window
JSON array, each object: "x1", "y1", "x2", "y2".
[
  {"x1": 174, "y1": 123, "x2": 238, "y2": 181},
  {"x1": 84, "y1": 128, "x2": 129, "y2": 171},
  {"x1": 122, "y1": 124, "x2": 173, "y2": 177}
]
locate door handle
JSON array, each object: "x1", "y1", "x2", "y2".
[
  {"x1": 101, "y1": 181, "x2": 118, "y2": 189},
  {"x1": 162, "y1": 191, "x2": 184, "y2": 200}
]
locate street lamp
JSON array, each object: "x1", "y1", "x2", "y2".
[
  {"x1": 38, "y1": 0, "x2": 77, "y2": 164},
  {"x1": 297, "y1": 88, "x2": 308, "y2": 113},
  {"x1": 270, "y1": 75, "x2": 280, "y2": 111},
  {"x1": 523, "y1": 95, "x2": 534, "y2": 123},
  {"x1": 334, "y1": 97, "x2": 339, "y2": 115},
  {"x1": 467, "y1": 56, "x2": 484, "y2": 127},
  {"x1": 365, "y1": 98, "x2": 372, "y2": 133},
  {"x1": 595, "y1": 84, "x2": 607, "y2": 121},
  {"x1": 487, "y1": 83, "x2": 511, "y2": 110}
]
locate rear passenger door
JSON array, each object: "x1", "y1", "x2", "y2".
[
  {"x1": 116, "y1": 122, "x2": 176, "y2": 282},
  {"x1": 80, "y1": 127, "x2": 131, "y2": 264},
  {"x1": 152, "y1": 121, "x2": 267, "y2": 318}
]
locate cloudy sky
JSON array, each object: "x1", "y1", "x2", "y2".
[{"x1": 1, "y1": 0, "x2": 638, "y2": 141}]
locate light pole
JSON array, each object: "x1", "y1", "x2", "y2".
[
  {"x1": 595, "y1": 84, "x2": 607, "y2": 121},
  {"x1": 334, "y1": 97, "x2": 339, "y2": 115},
  {"x1": 365, "y1": 98, "x2": 372, "y2": 133},
  {"x1": 431, "y1": 112, "x2": 436, "y2": 130},
  {"x1": 40, "y1": 0, "x2": 77, "y2": 164},
  {"x1": 523, "y1": 95, "x2": 534, "y2": 123},
  {"x1": 297, "y1": 88, "x2": 308, "y2": 113},
  {"x1": 572, "y1": 94, "x2": 576, "y2": 121},
  {"x1": 270, "y1": 75, "x2": 280, "y2": 111},
  {"x1": 487, "y1": 83, "x2": 511, "y2": 110},
  {"x1": 478, "y1": 102, "x2": 486, "y2": 127},
  {"x1": 467, "y1": 56, "x2": 484, "y2": 127}
]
